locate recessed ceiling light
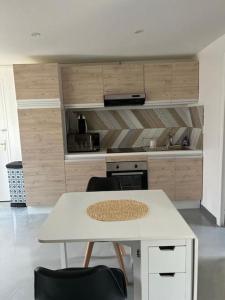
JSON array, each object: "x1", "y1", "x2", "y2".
[
  {"x1": 134, "y1": 29, "x2": 144, "y2": 34},
  {"x1": 31, "y1": 32, "x2": 41, "y2": 38}
]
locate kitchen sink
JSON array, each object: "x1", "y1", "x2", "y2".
[{"x1": 144, "y1": 145, "x2": 191, "y2": 152}]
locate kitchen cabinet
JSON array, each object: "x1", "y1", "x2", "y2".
[
  {"x1": 103, "y1": 63, "x2": 144, "y2": 95},
  {"x1": 13, "y1": 63, "x2": 60, "y2": 100},
  {"x1": 175, "y1": 157, "x2": 202, "y2": 201},
  {"x1": 172, "y1": 61, "x2": 199, "y2": 100},
  {"x1": 18, "y1": 108, "x2": 66, "y2": 205},
  {"x1": 148, "y1": 157, "x2": 202, "y2": 201},
  {"x1": 144, "y1": 63, "x2": 172, "y2": 101},
  {"x1": 61, "y1": 64, "x2": 103, "y2": 105},
  {"x1": 144, "y1": 60, "x2": 199, "y2": 102},
  {"x1": 148, "y1": 158, "x2": 176, "y2": 200},
  {"x1": 65, "y1": 159, "x2": 106, "y2": 192}
]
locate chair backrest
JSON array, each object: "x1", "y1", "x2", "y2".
[
  {"x1": 86, "y1": 176, "x2": 122, "y2": 192},
  {"x1": 34, "y1": 265, "x2": 127, "y2": 300}
]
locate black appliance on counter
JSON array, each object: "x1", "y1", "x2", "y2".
[
  {"x1": 67, "y1": 133, "x2": 100, "y2": 153},
  {"x1": 107, "y1": 161, "x2": 148, "y2": 190}
]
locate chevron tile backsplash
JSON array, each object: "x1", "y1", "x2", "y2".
[{"x1": 67, "y1": 106, "x2": 203, "y2": 149}]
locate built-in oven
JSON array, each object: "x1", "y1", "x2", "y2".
[{"x1": 107, "y1": 161, "x2": 148, "y2": 190}]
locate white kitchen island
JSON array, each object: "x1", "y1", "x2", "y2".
[{"x1": 38, "y1": 190, "x2": 198, "y2": 300}]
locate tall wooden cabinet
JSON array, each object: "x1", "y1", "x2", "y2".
[{"x1": 13, "y1": 63, "x2": 66, "y2": 206}]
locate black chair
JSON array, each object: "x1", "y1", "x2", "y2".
[
  {"x1": 34, "y1": 265, "x2": 127, "y2": 300},
  {"x1": 86, "y1": 176, "x2": 122, "y2": 192},
  {"x1": 84, "y1": 176, "x2": 128, "y2": 283}
]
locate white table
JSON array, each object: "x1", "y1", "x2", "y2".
[{"x1": 39, "y1": 190, "x2": 198, "y2": 300}]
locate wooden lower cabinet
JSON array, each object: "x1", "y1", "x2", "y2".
[
  {"x1": 175, "y1": 157, "x2": 202, "y2": 201},
  {"x1": 65, "y1": 159, "x2": 106, "y2": 192},
  {"x1": 148, "y1": 158, "x2": 176, "y2": 200},
  {"x1": 148, "y1": 157, "x2": 203, "y2": 201}
]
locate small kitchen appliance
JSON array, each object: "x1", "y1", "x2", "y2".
[{"x1": 67, "y1": 133, "x2": 100, "y2": 153}]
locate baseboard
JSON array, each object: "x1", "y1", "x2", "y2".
[
  {"x1": 27, "y1": 206, "x2": 53, "y2": 214},
  {"x1": 200, "y1": 204, "x2": 217, "y2": 224},
  {"x1": 173, "y1": 200, "x2": 201, "y2": 209}
]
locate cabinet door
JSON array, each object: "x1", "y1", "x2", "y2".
[
  {"x1": 144, "y1": 63, "x2": 172, "y2": 101},
  {"x1": 18, "y1": 108, "x2": 66, "y2": 205},
  {"x1": 148, "y1": 158, "x2": 175, "y2": 200},
  {"x1": 61, "y1": 65, "x2": 103, "y2": 105},
  {"x1": 103, "y1": 63, "x2": 144, "y2": 95},
  {"x1": 172, "y1": 61, "x2": 199, "y2": 100},
  {"x1": 65, "y1": 159, "x2": 106, "y2": 192},
  {"x1": 175, "y1": 158, "x2": 202, "y2": 201},
  {"x1": 13, "y1": 63, "x2": 60, "y2": 100}
]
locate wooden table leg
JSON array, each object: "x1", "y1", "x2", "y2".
[
  {"x1": 113, "y1": 242, "x2": 128, "y2": 284},
  {"x1": 83, "y1": 241, "x2": 94, "y2": 267}
]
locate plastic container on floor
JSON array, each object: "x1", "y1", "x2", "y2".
[{"x1": 6, "y1": 161, "x2": 26, "y2": 207}]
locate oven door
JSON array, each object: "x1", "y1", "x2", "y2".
[{"x1": 107, "y1": 170, "x2": 148, "y2": 190}]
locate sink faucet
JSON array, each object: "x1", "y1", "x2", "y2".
[{"x1": 166, "y1": 133, "x2": 174, "y2": 149}]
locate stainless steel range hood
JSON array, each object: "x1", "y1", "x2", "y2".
[{"x1": 104, "y1": 93, "x2": 146, "y2": 107}]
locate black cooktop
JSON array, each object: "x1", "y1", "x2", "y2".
[{"x1": 107, "y1": 147, "x2": 145, "y2": 153}]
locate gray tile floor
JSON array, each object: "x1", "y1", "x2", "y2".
[{"x1": 0, "y1": 203, "x2": 225, "y2": 300}]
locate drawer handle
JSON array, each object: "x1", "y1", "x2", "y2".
[
  {"x1": 159, "y1": 246, "x2": 175, "y2": 251},
  {"x1": 159, "y1": 273, "x2": 175, "y2": 277}
]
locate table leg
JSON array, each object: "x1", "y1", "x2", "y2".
[
  {"x1": 131, "y1": 241, "x2": 141, "y2": 300},
  {"x1": 60, "y1": 242, "x2": 68, "y2": 268}
]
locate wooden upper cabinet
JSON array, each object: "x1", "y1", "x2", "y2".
[
  {"x1": 103, "y1": 63, "x2": 144, "y2": 95},
  {"x1": 175, "y1": 158, "x2": 202, "y2": 201},
  {"x1": 61, "y1": 65, "x2": 103, "y2": 105},
  {"x1": 172, "y1": 61, "x2": 199, "y2": 100},
  {"x1": 144, "y1": 63, "x2": 172, "y2": 101},
  {"x1": 144, "y1": 61, "x2": 199, "y2": 101},
  {"x1": 13, "y1": 63, "x2": 60, "y2": 100}
]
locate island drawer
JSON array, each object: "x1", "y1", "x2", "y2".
[
  {"x1": 149, "y1": 273, "x2": 186, "y2": 300},
  {"x1": 148, "y1": 245, "x2": 186, "y2": 273}
]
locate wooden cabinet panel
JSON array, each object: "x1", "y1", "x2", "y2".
[
  {"x1": 61, "y1": 65, "x2": 103, "y2": 105},
  {"x1": 65, "y1": 159, "x2": 106, "y2": 192},
  {"x1": 175, "y1": 158, "x2": 202, "y2": 201},
  {"x1": 103, "y1": 63, "x2": 144, "y2": 94},
  {"x1": 144, "y1": 63, "x2": 172, "y2": 101},
  {"x1": 18, "y1": 108, "x2": 65, "y2": 205},
  {"x1": 13, "y1": 63, "x2": 60, "y2": 100},
  {"x1": 172, "y1": 61, "x2": 199, "y2": 100},
  {"x1": 148, "y1": 158, "x2": 176, "y2": 200}
]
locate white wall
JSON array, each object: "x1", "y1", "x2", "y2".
[
  {"x1": 198, "y1": 34, "x2": 225, "y2": 225},
  {"x1": 0, "y1": 66, "x2": 21, "y2": 161}
]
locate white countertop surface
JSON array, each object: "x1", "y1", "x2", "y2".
[
  {"x1": 65, "y1": 149, "x2": 203, "y2": 160},
  {"x1": 38, "y1": 190, "x2": 196, "y2": 243}
]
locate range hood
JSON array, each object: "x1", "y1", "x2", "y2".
[{"x1": 104, "y1": 93, "x2": 146, "y2": 107}]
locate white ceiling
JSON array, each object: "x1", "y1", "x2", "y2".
[{"x1": 1, "y1": 0, "x2": 225, "y2": 64}]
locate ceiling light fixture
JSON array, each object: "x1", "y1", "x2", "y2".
[
  {"x1": 31, "y1": 32, "x2": 41, "y2": 38},
  {"x1": 134, "y1": 29, "x2": 144, "y2": 34}
]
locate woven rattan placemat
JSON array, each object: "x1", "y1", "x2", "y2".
[{"x1": 87, "y1": 199, "x2": 149, "y2": 221}]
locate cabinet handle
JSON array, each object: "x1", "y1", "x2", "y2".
[
  {"x1": 159, "y1": 273, "x2": 175, "y2": 277},
  {"x1": 159, "y1": 246, "x2": 175, "y2": 251}
]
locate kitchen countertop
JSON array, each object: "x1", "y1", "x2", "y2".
[{"x1": 65, "y1": 149, "x2": 203, "y2": 161}]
